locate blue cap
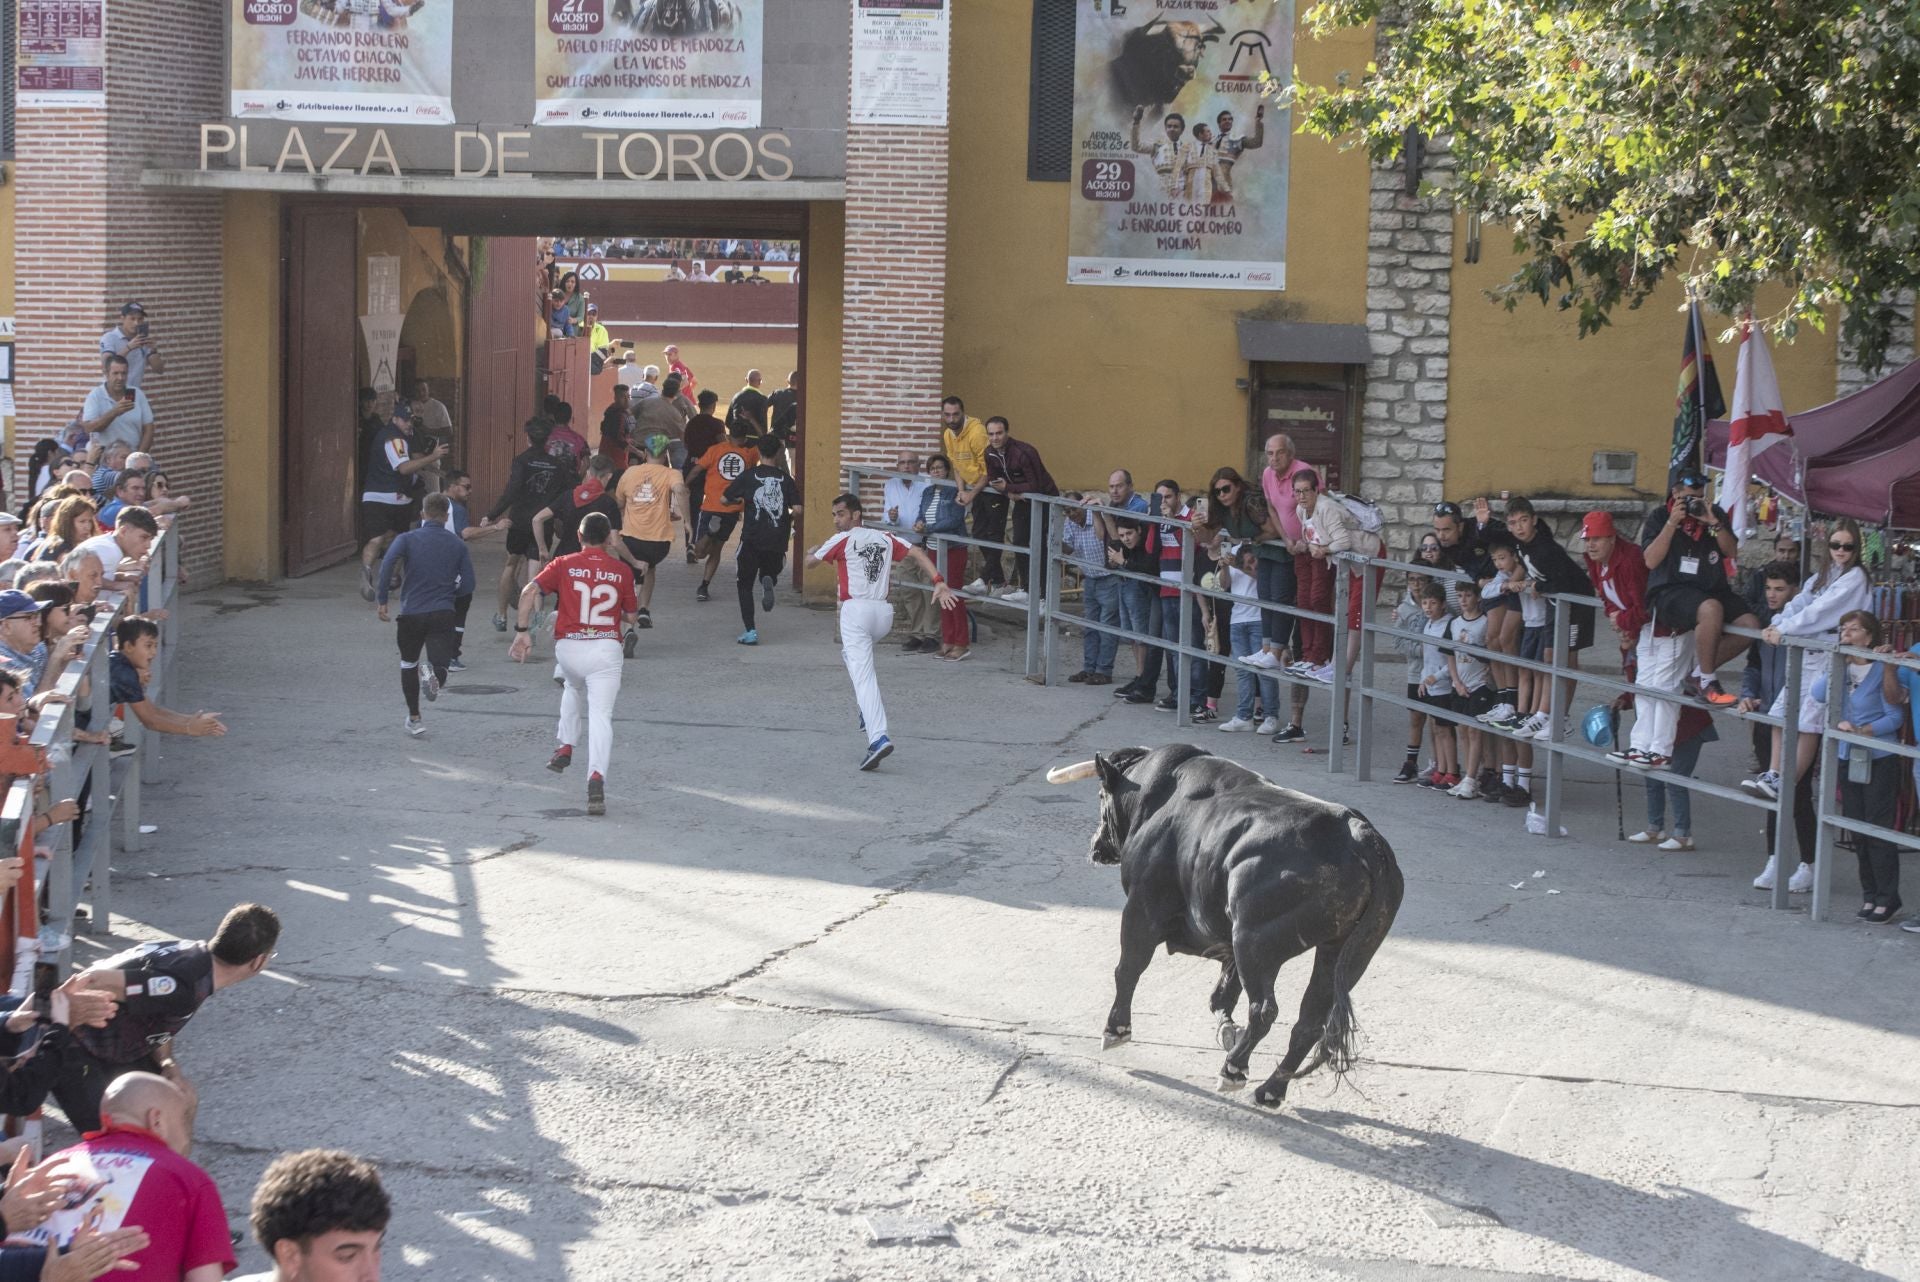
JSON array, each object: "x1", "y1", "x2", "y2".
[{"x1": 0, "y1": 590, "x2": 50, "y2": 621}]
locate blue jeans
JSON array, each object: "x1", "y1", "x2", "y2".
[
  {"x1": 1231, "y1": 620, "x2": 1278, "y2": 722},
  {"x1": 1644, "y1": 734, "x2": 1706, "y2": 837},
  {"x1": 1082, "y1": 574, "x2": 1121, "y2": 675},
  {"x1": 1256, "y1": 555, "x2": 1297, "y2": 651}
]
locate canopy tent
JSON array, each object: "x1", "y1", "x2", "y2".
[{"x1": 1706, "y1": 359, "x2": 1920, "y2": 524}]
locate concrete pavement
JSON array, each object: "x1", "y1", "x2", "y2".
[{"x1": 81, "y1": 544, "x2": 1920, "y2": 1279}]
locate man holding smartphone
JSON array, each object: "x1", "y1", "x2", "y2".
[
  {"x1": 98, "y1": 301, "x2": 164, "y2": 389},
  {"x1": 78, "y1": 355, "x2": 154, "y2": 462}
]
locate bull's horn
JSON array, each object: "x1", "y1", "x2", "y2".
[{"x1": 1047, "y1": 760, "x2": 1099, "y2": 784}]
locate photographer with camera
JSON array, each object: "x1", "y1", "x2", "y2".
[{"x1": 1639, "y1": 468, "x2": 1757, "y2": 710}]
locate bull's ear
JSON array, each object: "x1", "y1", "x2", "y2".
[{"x1": 1094, "y1": 747, "x2": 1150, "y2": 793}]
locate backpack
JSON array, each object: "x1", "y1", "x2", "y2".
[{"x1": 1328, "y1": 489, "x2": 1384, "y2": 534}]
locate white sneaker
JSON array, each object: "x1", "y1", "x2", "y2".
[
  {"x1": 1515, "y1": 711, "x2": 1548, "y2": 737},
  {"x1": 1217, "y1": 717, "x2": 1255, "y2": 732},
  {"x1": 964, "y1": 578, "x2": 987, "y2": 594},
  {"x1": 1000, "y1": 589, "x2": 1030, "y2": 605},
  {"x1": 1242, "y1": 651, "x2": 1282, "y2": 670},
  {"x1": 1626, "y1": 830, "x2": 1662, "y2": 844},
  {"x1": 1752, "y1": 855, "x2": 1778, "y2": 891},
  {"x1": 1255, "y1": 717, "x2": 1279, "y2": 735},
  {"x1": 1307, "y1": 663, "x2": 1336, "y2": 684},
  {"x1": 1447, "y1": 777, "x2": 1480, "y2": 799},
  {"x1": 1479, "y1": 702, "x2": 1516, "y2": 724},
  {"x1": 405, "y1": 716, "x2": 426, "y2": 738},
  {"x1": 1657, "y1": 835, "x2": 1695, "y2": 852},
  {"x1": 1531, "y1": 716, "x2": 1556, "y2": 742},
  {"x1": 1787, "y1": 862, "x2": 1814, "y2": 893}
]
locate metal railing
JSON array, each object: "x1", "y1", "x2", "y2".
[{"x1": 847, "y1": 468, "x2": 1919, "y2": 927}]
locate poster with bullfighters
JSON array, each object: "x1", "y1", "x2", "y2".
[
  {"x1": 535, "y1": 0, "x2": 763, "y2": 128},
  {"x1": 1067, "y1": 0, "x2": 1293, "y2": 290},
  {"x1": 230, "y1": 0, "x2": 455, "y2": 123}
]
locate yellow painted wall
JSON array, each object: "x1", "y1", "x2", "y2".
[
  {"x1": 1448, "y1": 217, "x2": 1841, "y2": 500},
  {"x1": 222, "y1": 191, "x2": 283, "y2": 580},
  {"x1": 800, "y1": 200, "x2": 844, "y2": 596},
  {"x1": 943, "y1": 1, "x2": 1374, "y2": 496}
]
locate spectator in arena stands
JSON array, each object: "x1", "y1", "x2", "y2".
[
  {"x1": 1291, "y1": 468, "x2": 1381, "y2": 736},
  {"x1": 99, "y1": 301, "x2": 164, "y2": 389},
  {"x1": 1211, "y1": 465, "x2": 1285, "y2": 673},
  {"x1": 1627, "y1": 706, "x2": 1717, "y2": 852},
  {"x1": 29, "y1": 1072, "x2": 233, "y2": 1279},
  {"x1": 89, "y1": 441, "x2": 131, "y2": 504},
  {"x1": 22, "y1": 439, "x2": 70, "y2": 510},
  {"x1": 1748, "y1": 531, "x2": 1801, "y2": 613},
  {"x1": 982, "y1": 417, "x2": 1058, "y2": 605},
  {"x1": 1219, "y1": 543, "x2": 1278, "y2": 733},
  {"x1": 94, "y1": 469, "x2": 144, "y2": 531},
  {"x1": 78, "y1": 356, "x2": 154, "y2": 461},
  {"x1": 1131, "y1": 480, "x2": 1207, "y2": 714},
  {"x1": 39, "y1": 496, "x2": 98, "y2": 564},
  {"x1": 1638, "y1": 467, "x2": 1756, "y2": 706},
  {"x1": 1391, "y1": 552, "x2": 1440, "y2": 782},
  {"x1": 53, "y1": 901, "x2": 274, "y2": 1139},
  {"x1": 940, "y1": 398, "x2": 993, "y2": 592},
  {"x1": 61, "y1": 549, "x2": 104, "y2": 607},
  {"x1": 1883, "y1": 627, "x2": 1920, "y2": 933},
  {"x1": 1740, "y1": 517, "x2": 1870, "y2": 806},
  {"x1": 76, "y1": 505, "x2": 159, "y2": 587},
  {"x1": 135, "y1": 465, "x2": 191, "y2": 519},
  {"x1": 1590, "y1": 509, "x2": 1683, "y2": 774},
  {"x1": 914, "y1": 455, "x2": 974, "y2": 662},
  {"x1": 1741, "y1": 562, "x2": 1816, "y2": 893},
  {"x1": 109, "y1": 613, "x2": 225, "y2": 743},
  {"x1": 883, "y1": 453, "x2": 936, "y2": 652},
  {"x1": 1503, "y1": 496, "x2": 1596, "y2": 741},
  {"x1": 1813, "y1": 611, "x2": 1903, "y2": 923},
  {"x1": 236, "y1": 1150, "x2": 391, "y2": 1282},
  {"x1": 1064, "y1": 494, "x2": 1118, "y2": 684}
]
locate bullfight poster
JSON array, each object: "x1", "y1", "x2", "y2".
[
  {"x1": 1068, "y1": 0, "x2": 1293, "y2": 290},
  {"x1": 535, "y1": 0, "x2": 763, "y2": 128},
  {"x1": 230, "y1": 0, "x2": 455, "y2": 124}
]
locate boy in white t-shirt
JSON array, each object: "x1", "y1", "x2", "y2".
[
  {"x1": 1391, "y1": 572, "x2": 1433, "y2": 783},
  {"x1": 1447, "y1": 579, "x2": 1493, "y2": 798},
  {"x1": 1219, "y1": 546, "x2": 1279, "y2": 734},
  {"x1": 1414, "y1": 581, "x2": 1460, "y2": 791}
]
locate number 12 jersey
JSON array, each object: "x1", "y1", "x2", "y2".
[{"x1": 534, "y1": 547, "x2": 638, "y2": 642}]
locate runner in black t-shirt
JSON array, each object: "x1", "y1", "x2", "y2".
[
  {"x1": 1637, "y1": 468, "x2": 1757, "y2": 705},
  {"x1": 723, "y1": 445, "x2": 802, "y2": 645},
  {"x1": 53, "y1": 902, "x2": 279, "y2": 1132}
]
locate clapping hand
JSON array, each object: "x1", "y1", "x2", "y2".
[{"x1": 1, "y1": 1148, "x2": 75, "y2": 1233}]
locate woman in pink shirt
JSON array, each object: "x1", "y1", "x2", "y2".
[{"x1": 1260, "y1": 433, "x2": 1320, "y2": 665}]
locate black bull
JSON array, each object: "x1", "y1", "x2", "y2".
[{"x1": 1055, "y1": 744, "x2": 1404, "y2": 1107}]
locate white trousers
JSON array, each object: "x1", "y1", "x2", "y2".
[
  {"x1": 555, "y1": 637, "x2": 624, "y2": 777},
  {"x1": 839, "y1": 599, "x2": 894, "y2": 743},
  {"x1": 1629, "y1": 624, "x2": 1689, "y2": 757}
]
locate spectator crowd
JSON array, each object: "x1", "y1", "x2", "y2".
[{"x1": 874, "y1": 400, "x2": 1920, "y2": 929}]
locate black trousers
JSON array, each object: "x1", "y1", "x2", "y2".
[
  {"x1": 1010, "y1": 500, "x2": 1049, "y2": 592},
  {"x1": 736, "y1": 546, "x2": 786, "y2": 630},
  {"x1": 397, "y1": 610, "x2": 457, "y2": 716},
  {"x1": 51, "y1": 1048, "x2": 161, "y2": 1134},
  {"x1": 1763, "y1": 758, "x2": 1817, "y2": 866},
  {"x1": 972, "y1": 492, "x2": 1009, "y2": 586},
  {"x1": 452, "y1": 592, "x2": 473, "y2": 657},
  {"x1": 1842, "y1": 754, "x2": 1901, "y2": 907}
]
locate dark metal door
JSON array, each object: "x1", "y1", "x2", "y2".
[
  {"x1": 284, "y1": 206, "x2": 360, "y2": 576},
  {"x1": 1255, "y1": 387, "x2": 1350, "y2": 489}
]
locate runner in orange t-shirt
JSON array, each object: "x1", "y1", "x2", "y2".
[
  {"x1": 683, "y1": 426, "x2": 760, "y2": 602},
  {"x1": 612, "y1": 437, "x2": 687, "y2": 626}
]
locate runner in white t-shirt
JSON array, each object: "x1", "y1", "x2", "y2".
[{"x1": 808, "y1": 491, "x2": 958, "y2": 771}]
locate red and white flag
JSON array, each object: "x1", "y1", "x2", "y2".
[{"x1": 1718, "y1": 319, "x2": 1790, "y2": 540}]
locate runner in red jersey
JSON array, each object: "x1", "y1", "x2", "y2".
[{"x1": 509, "y1": 512, "x2": 637, "y2": 815}]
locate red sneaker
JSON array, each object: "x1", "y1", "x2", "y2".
[{"x1": 547, "y1": 745, "x2": 573, "y2": 773}]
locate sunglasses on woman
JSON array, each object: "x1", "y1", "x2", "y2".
[
  {"x1": 1213, "y1": 485, "x2": 1235, "y2": 497},
  {"x1": 1830, "y1": 539, "x2": 1857, "y2": 551}
]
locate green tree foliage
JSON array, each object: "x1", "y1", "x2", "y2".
[{"x1": 1285, "y1": 0, "x2": 1920, "y2": 371}]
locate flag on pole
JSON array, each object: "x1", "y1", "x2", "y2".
[
  {"x1": 1669, "y1": 300, "x2": 1726, "y2": 487},
  {"x1": 1717, "y1": 318, "x2": 1791, "y2": 540}
]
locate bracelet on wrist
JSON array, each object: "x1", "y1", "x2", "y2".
[{"x1": 514, "y1": 626, "x2": 530, "y2": 633}]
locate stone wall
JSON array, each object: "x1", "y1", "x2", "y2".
[
  {"x1": 1836, "y1": 293, "x2": 1917, "y2": 400},
  {"x1": 1357, "y1": 137, "x2": 1455, "y2": 560}
]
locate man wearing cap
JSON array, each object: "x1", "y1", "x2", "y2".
[
  {"x1": 0, "y1": 590, "x2": 54, "y2": 695},
  {"x1": 1639, "y1": 468, "x2": 1756, "y2": 707},
  {"x1": 99, "y1": 302, "x2": 164, "y2": 390},
  {"x1": 358, "y1": 400, "x2": 447, "y2": 601},
  {"x1": 78, "y1": 355, "x2": 154, "y2": 462}
]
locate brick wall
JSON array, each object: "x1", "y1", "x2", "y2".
[
  {"x1": 16, "y1": 0, "x2": 226, "y2": 584},
  {"x1": 839, "y1": 0, "x2": 950, "y2": 500}
]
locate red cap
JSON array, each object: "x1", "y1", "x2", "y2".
[{"x1": 1580, "y1": 511, "x2": 1616, "y2": 539}]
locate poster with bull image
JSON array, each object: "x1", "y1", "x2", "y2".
[
  {"x1": 1068, "y1": 0, "x2": 1293, "y2": 290},
  {"x1": 535, "y1": 0, "x2": 763, "y2": 127},
  {"x1": 230, "y1": 0, "x2": 454, "y2": 123}
]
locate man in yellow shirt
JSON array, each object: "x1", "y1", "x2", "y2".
[{"x1": 940, "y1": 395, "x2": 1000, "y2": 593}]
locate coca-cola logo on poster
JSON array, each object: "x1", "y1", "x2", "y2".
[
  {"x1": 549, "y1": 0, "x2": 603, "y2": 34},
  {"x1": 242, "y1": 0, "x2": 296, "y2": 23}
]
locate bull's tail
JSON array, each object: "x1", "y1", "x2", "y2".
[{"x1": 1272, "y1": 817, "x2": 1400, "y2": 1088}]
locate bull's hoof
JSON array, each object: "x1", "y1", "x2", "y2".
[
  {"x1": 1102, "y1": 1026, "x2": 1131, "y2": 1050},
  {"x1": 1216, "y1": 1066, "x2": 1247, "y2": 1093},
  {"x1": 1253, "y1": 1085, "x2": 1287, "y2": 1109},
  {"x1": 1215, "y1": 1019, "x2": 1242, "y2": 1051}
]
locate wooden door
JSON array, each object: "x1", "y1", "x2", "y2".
[
  {"x1": 464, "y1": 237, "x2": 541, "y2": 506},
  {"x1": 284, "y1": 206, "x2": 360, "y2": 576},
  {"x1": 1256, "y1": 386, "x2": 1350, "y2": 490}
]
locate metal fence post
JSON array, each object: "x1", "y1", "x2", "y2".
[
  {"x1": 1328, "y1": 562, "x2": 1349, "y2": 773},
  {"x1": 1770, "y1": 648, "x2": 1804, "y2": 912},
  {"x1": 1175, "y1": 529, "x2": 1194, "y2": 727},
  {"x1": 1042, "y1": 499, "x2": 1065, "y2": 686},
  {"x1": 1354, "y1": 555, "x2": 1377, "y2": 783},
  {"x1": 1023, "y1": 499, "x2": 1044, "y2": 680},
  {"x1": 1810, "y1": 645, "x2": 1846, "y2": 924},
  {"x1": 1541, "y1": 603, "x2": 1571, "y2": 837}
]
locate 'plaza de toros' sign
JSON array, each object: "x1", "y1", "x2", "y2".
[{"x1": 198, "y1": 123, "x2": 795, "y2": 181}]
